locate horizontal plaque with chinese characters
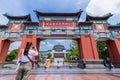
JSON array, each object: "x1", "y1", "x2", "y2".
[{"x1": 40, "y1": 21, "x2": 77, "y2": 27}]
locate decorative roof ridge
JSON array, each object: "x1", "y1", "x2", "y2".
[
  {"x1": 34, "y1": 9, "x2": 83, "y2": 20},
  {"x1": 34, "y1": 9, "x2": 82, "y2": 14}
]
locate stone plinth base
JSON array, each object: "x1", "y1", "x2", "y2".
[
  {"x1": 112, "y1": 62, "x2": 120, "y2": 68},
  {"x1": 78, "y1": 60, "x2": 105, "y2": 69}
]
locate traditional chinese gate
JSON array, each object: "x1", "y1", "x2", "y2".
[{"x1": 0, "y1": 10, "x2": 120, "y2": 67}]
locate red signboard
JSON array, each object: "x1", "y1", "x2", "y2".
[{"x1": 39, "y1": 21, "x2": 77, "y2": 27}]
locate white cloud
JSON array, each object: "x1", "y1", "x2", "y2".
[
  {"x1": 40, "y1": 40, "x2": 72, "y2": 51},
  {"x1": 55, "y1": 40, "x2": 65, "y2": 43},
  {"x1": 40, "y1": 40, "x2": 54, "y2": 51},
  {"x1": 0, "y1": 0, "x2": 28, "y2": 25},
  {"x1": 40, "y1": 41, "x2": 46, "y2": 45},
  {"x1": 86, "y1": 0, "x2": 120, "y2": 16},
  {"x1": 0, "y1": 15, "x2": 8, "y2": 25},
  {"x1": 9, "y1": 41, "x2": 21, "y2": 50},
  {"x1": 45, "y1": 41, "x2": 54, "y2": 47}
]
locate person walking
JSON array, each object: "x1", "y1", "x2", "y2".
[
  {"x1": 104, "y1": 57, "x2": 112, "y2": 71},
  {"x1": 57, "y1": 61, "x2": 60, "y2": 70},
  {"x1": 15, "y1": 42, "x2": 38, "y2": 80}
]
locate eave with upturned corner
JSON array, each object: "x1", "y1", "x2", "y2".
[
  {"x1": 3, "y1": 13, "x2": 32, "y2": 21},
  {"x1": 86, "y1": 13, "x2": 113, "y2": 21}
]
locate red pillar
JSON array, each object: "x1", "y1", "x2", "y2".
[
  {"x1": 79, "y1": 35, "x2": 99, "y2": 60},
  {"x1": 17, "y1": 35, "x2": 38, "y2": 59},
  {"x1": 106, "y1": 38, "x2": 120, "y2": 62},
  {"x1": 0, "y1": 39, "x2": 10, "y2": 62}
]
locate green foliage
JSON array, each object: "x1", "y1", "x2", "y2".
[
  {"x1": 66, "y1": 48, "x2": 79, "y2": 60},
  {"x1": 50, "y1": 58, "x2": 54, "y2": 62},
  {"x1": 6, "y1": 49, "x2": 18, "y2": 61},
  {"x1": 38, "y1": 53, "x2": 43, "y2": 58},
  {"x1": 97, "y1": 41, "x2": 106, "y2": 53},
  {"x1": 66, "y1": 40, "x2": 79, "y2": 61},
  {"x1": 64, "y1": 57, "x2": 69, "y2": 62},
  {"x1": 97, "y1": 41, "x2": 109, "y2": 59},
  {"x1": 70, "y1": 40, "x2": 78, "y2": 49},
  {"x1": 47, "y1": 52, "x2": 52, "y2": 58},
  {"x1": 99, "y1": 49, "x2": 109, "y2": 59}
]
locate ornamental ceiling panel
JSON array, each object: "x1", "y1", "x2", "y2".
[
  {"x1": 95, "y1": 24, "x2": 105, "y2": 30},
  {"x1": 11, "y1": 24, "x2": 22, "y2": 30}
]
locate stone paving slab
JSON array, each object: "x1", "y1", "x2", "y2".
[
  {"x1": 1, "y1": 68, "x2": 120, "y2": 75},
  {"x1": 0, "y1": 66, "x2": 120, "y2": 80},
  {"x1": 0, "y1": 74, "x2": 120, "y2": 80}
]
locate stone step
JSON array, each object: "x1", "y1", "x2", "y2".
[
  {"x1": 85, "y1": 64, "x2": 105, "y2": 69},
  {"x1": 1, "y1": 68, "x2": 120, "y2": 75}
]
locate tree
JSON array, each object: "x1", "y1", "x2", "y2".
[
  {"x1": 97, "y1": 41, "x2": 109, "y2": 59},
  {"x1": 66, "y1": 40, "x2": 79, "y2": 60},
  {"x1": 38, "y1": 53, "x2": 43, "y2": 58},
  {"x1": 6, "y1": 49, "x2": 18, "y2": 61},
  {"x1": 47, "y1": 52, "x2": 52, "y2": 58},
  {"x1": 70, "y1": 40, "x2": 78, "y2": 49}
]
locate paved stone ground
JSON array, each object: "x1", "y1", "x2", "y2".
[
  {"x1": 0, "y1": 74, "x2": 120, "y2": 80},
  {"x1": 1, "y1": 66, "x2": 120, "y2": 75},
  {"x1": 0, "y1": 63, "x2": 120, "y2": 80}
]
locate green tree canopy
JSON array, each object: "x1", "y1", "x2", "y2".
[
  {"x1": 97, "y1": 41, "x2": 109, "y2": 59},
  {"x1": 66, "y1": 40, "x2": 79, "y2": 60},
  {"x1": 38, "y1": 53, "x2": 43, "y2": 58},
  {"x1": 47, "y1": 52, "x2": 52, "y2": 58},
  {"x1": 6, "y1": 49, "x2": 18, "y2": 61}
]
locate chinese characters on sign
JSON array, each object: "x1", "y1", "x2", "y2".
[{"x1": 42, "y1": 21, "x2": 76, "y2": 27}]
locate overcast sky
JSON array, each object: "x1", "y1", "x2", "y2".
[{"x1": 0, "y1": 0, "x2": 119, "y2": 51}]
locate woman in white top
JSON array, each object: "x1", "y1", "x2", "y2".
[{"x1": 16, "y1": 45, "x2": 38, "y2": 80}]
